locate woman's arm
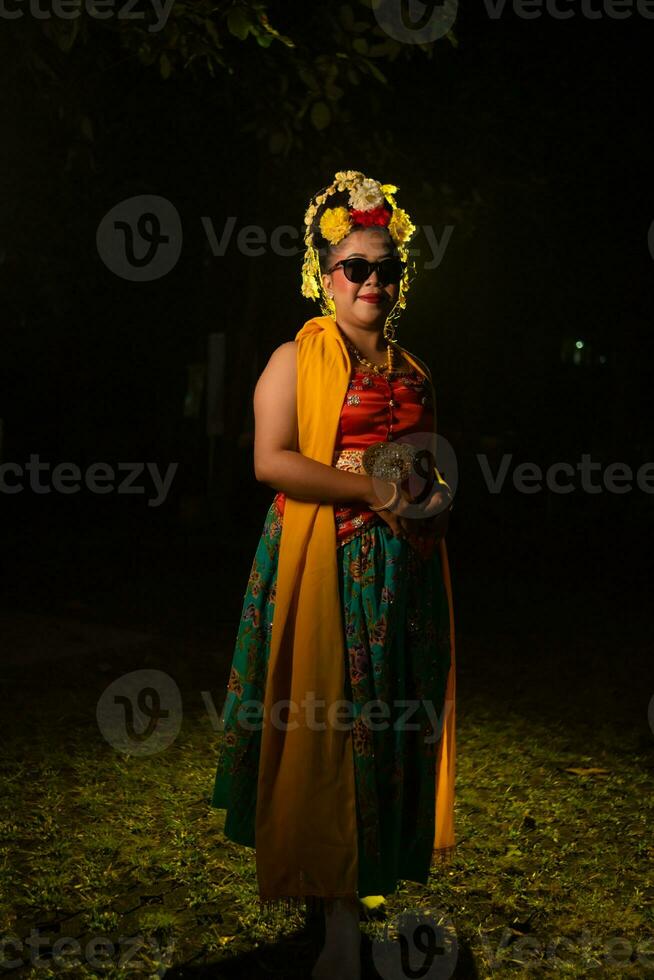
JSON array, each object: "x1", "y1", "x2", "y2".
[{"x1": 253, "y1": 341, "x2": 381, "y2": 506}]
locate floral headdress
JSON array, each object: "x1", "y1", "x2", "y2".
[{"x1": 301, "y1": 170, "x2": 417, "y2": 330}]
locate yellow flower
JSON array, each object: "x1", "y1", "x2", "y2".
[
  {"x1": 301, "y1": 245, "x2": 322, "y2": 299},
  {"x1": 388, "y1": 207, "x2": 416, "y2": 245},
  {"x1": 319, "y1": 206, "x2": 353, "y2": 244},
  {"x1": 335, "y1": 170, "x2": 363, "y2": 183}
]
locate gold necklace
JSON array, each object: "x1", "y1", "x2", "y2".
[{"x1": 342, "y1": 333, "x2": 397, "y2": 376}]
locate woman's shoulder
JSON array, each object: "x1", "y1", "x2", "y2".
[
  {"x1": 267, "y1": 341, "x2": 298, "y2": 366},
  {"x1": 257, "y1": 341, "x2": 298, "y2": 388}
]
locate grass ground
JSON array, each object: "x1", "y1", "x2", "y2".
[
  {"x1": 2, "y1": 498, "x2": 653, "y2": 978},
  {"x1": 1, "y1": 602, "x2": 652, "y2": 979}
]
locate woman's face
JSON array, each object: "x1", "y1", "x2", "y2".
[{"x1": 321, "y1": 227, "x2": 400, "y2": 330}]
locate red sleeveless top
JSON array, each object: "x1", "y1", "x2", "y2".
[{"x1": 274, "y1": 366, "x2": 435, "y2": 547}]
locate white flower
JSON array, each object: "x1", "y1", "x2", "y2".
[{"x1": 348, "y1": 178, "x2": 385, "y2": 211}]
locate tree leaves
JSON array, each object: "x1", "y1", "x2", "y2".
[
  {"x1": 159, "y1": 52, "x2": 172, "y2": 80},
  {"x1": 17, "y1": 0, "x2": 453, "y2": 158},
  {"x1": 226, "y1": 8, "x2": 251, "y2": 41},
  {"x1": 310, "y1": 101, "x2": 331, "y2": 131}
]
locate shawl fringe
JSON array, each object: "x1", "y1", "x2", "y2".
[
  {"x1": 431, "y1": 842, "x2": 457, "y2": 865},
  {"x1": 258, "y1": 894, "x2": 357, "y2": 917},
  {"x1": 256, "y1": 850, "x2": 457, "y2": 917}
]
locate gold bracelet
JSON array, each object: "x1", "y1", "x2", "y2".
[{"x1": 367, "y1": 481, "x2": 400, "y2": 512}]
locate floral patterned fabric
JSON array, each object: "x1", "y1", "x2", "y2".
[{"x1": 211, "y1": 495, "x2": 452, "y2": 897}]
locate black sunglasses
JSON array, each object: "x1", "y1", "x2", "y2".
[{"x1": 326, "y1": 257, "x2": 405, "y2": 286}]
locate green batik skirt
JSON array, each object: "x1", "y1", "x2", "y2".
[{"x1": 210, "y1": 498, "x2": 451, "y2": 898}]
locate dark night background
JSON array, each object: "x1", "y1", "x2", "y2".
[
  {"x1": 3, "y1": 4, "x2": 652, "y2": 628},
  {"x1": 1, "y1": 1, "x2": 653, "y2": 975}
]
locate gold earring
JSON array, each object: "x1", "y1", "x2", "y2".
[{"x1": 383, "y1": 319, "x2": 397, "y2": 343}]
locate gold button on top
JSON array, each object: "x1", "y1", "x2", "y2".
[{"x1": 389, "y1": 399, "x2": 395, "y2": 407}]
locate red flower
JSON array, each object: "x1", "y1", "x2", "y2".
[{"x1": 349, "y1": 206, "x2": 391, "y2": 228}]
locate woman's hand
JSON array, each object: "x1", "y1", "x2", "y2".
[{"x1": 365, "y1": 478, "x2": 452, "y2": 550}]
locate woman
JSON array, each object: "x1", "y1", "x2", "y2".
[{"x1": 210, "y1": 170, "x2": 456, "y2": 980}]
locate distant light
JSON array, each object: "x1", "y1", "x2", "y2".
[
  {"x1": 599, "y1": 355, "x2": 606, "y2": 364},
  {"x1": 575, "y1": 340, "x2": 584, "y2": 349}
]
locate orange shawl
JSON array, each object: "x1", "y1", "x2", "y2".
[{"x1": 255, "y1": 314, "x2": 456, "y2": 909}]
